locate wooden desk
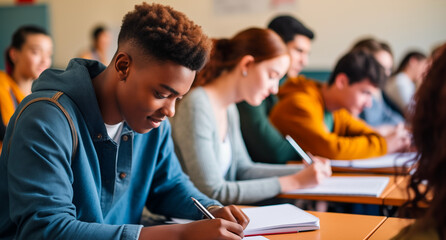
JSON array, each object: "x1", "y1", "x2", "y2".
[
  {"x1": 278, "y1": 174, "x2": 405, "y2": 205},
  {"x1": 382, "y1": 176, "x2": 430, "y2": 207},
  {"x1": 367, "y1": 217, "x2": 414, "y2": 240},
  {"x1": 331, "y1": 166, "x2": 409, "y2": 175},
  {"x1": 289, "y1": 161, "x2": 410, "y2": 175},
  {"x1": 265, "y1": 211, "x2": 386, "y2": 240}
]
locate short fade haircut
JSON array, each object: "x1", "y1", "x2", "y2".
[
  {"x1": 328, "y1": 51, "x2": 386, "y2": 88},
  {"x1": 118, "y1": 3, "x2": 211, "y2": 71}
]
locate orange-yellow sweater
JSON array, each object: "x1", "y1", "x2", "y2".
[
  {"x1": 270, "y1": 76, "x2": 387, "y2": 160},
  {"x1": 0, "y1": 71, "x2": 25, "y2": 151}
]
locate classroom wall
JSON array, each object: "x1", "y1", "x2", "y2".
[{"x1": 0, "y1": 0, "x2": 445, "y2": 70}]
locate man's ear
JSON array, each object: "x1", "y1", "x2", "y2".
[
  {"x1": 238, "y1": 55, "x2": 255, "y2": 77},
  {"x1": 334, "y1": 73, "x2": 349, "y2": 90},
  {"x1": 8, "y1": 48, "x2": 18, "y2": 64},
  {"x1": 114, "y1": 52, "x2": 131, "y2": 81}
]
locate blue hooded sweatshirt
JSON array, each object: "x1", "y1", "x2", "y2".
[{"x1": 0, "y1": 59, "x2": 220, "y2": 239}]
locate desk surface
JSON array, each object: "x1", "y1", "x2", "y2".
[
  {"x1": 382, "y1": 176, "x2": 430, "y2": 207},
  {"x1": 368, "y1": 217, "x2": 414, "y2": 240},
  {"x1": 278, "y1": 173, "x2": 404, "y2": 205},
  {"x1": 264, "y1": 211, "x2": 386, "y2": 240},
  {"x1": 331, "y1": 166, "x2": 409, "y2": 175},
  {"x1": 382, "y1": 179, "x2": 410, "y2": 206}
]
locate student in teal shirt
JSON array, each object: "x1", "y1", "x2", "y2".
[{"x1": 0, "y1": 3, "x2": 248, "y2": 240}]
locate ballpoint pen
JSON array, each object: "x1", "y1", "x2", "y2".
[
  {"x1": 285, "y1": 135, "x2": 314, "y2": 165},
  {"x1": 191, "y1": 197, "x2": 216, "y2": 219}
]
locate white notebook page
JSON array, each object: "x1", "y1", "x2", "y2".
[{"x1": 285, "y1": 176, "x2": 390, "y2": 197}]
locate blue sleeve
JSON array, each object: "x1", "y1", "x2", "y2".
[
  {"x1": 360, "y1": 95, "x2": 404, "y2": 126},
  {"x1": 5, "y1": 102, "x2": 140, "y2": 240},
  {"x1": 145, "y1": 121, "x2": 221, "y2": 219}
]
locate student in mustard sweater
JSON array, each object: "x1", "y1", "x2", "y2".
[
  {"x1": 270, "y1": 51, "x2": 411, "y2": 160},
  {"x1": 392, "y1": 44, "x2": 446, "y2": 240},
  {"x1": 0, "y1": 25, "x2": 52, "y2": 150}
]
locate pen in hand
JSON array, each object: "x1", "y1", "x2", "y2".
[{"x1": 191, "y1": 197, "x2": 216, "y2": 219}]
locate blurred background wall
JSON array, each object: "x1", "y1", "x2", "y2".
[{"x1": 0, "y1": 0, "x2": 445, "y2": 72}]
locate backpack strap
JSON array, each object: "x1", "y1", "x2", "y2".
[{"x1": 7, "y1": 91, "x2": 78, "y2": 161}]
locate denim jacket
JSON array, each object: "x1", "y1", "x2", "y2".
[{"x1": 0, "y1": 59, "x2": 220, "y2": 239}]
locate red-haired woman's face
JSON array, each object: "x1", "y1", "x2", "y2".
[
  {"x1": 242, "y1": 54, "x2": 290, "y2": 106},
  {"x1": 10, "y1": 34, "x2": 53, "y2": 80}
]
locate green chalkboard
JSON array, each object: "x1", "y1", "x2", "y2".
[{"x1": 0, "y1": 4, "x2": 49, "y2": 70}]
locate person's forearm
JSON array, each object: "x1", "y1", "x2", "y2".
[{"x1": 278, "y1": 174, "x2": 301, "y2": 192}]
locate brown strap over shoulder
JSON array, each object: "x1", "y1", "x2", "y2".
[{"x1": 8, "y1": 91, "x2": 78, "y2": 162}]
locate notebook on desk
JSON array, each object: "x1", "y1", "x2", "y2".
[
  {"x1": 242, "y1": 204, "x2": 319, "y2": 236},
  {"x1": 285, "y1": 176, "x2": 390, "y2": 197},
  {"x1": 171, "y1": 203, "x2": 319, "y2": 237},
  {"x1": 330, "y1": 152, "x2": 417, "y2": 174}
]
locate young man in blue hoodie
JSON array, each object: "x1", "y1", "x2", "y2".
[{"x1": 0, "y1": 3, "x2": 248, "y2": 240}]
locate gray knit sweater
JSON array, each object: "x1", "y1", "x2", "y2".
[{"x1": 170, "y1": 87, "x2": 303, "y2": 205}]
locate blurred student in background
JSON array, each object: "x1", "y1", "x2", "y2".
[
  {"x1": 0, "y1": 25, "x2": 52, "y2": 150},
  {"x1": 270, "y1": 51, "x2": 411, "y2": 160},
  {"x1": 79, "y1": 25, "x2": 111, "y2": 65},
  {"x1": 350, "y1": 38, "x2": 405, "y2": 130},
  {"x1": 384, "y1": 51, "x2": 427, "y2": 116},
  {"x1": 237, "y1": 15, "x2": 315, "y2": 164},
  {"x1": 171, "y1": 28, "x2": 331, "y2": 205},
  {"x1": 392, "y1": 44, "x2": 446, "y2": 240}
]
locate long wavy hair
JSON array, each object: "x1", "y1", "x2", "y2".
[{"x1": 403, "y1": 43, "x2": 446, "y2": 238}]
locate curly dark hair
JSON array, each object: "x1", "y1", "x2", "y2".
[
  {"x1": 118, "y1": 2, "x2": 211, "y2": 71},
  {"x1": 404, "y1": 43, "x2": 446, "y2": 237}
]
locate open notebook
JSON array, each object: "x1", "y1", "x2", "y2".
[
  {"x1": 171, "y1": 204, "x2": 319, "y2": 237},
  {"x1": 285, "y1": 176, "x2": 390, "y2": 197}
]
